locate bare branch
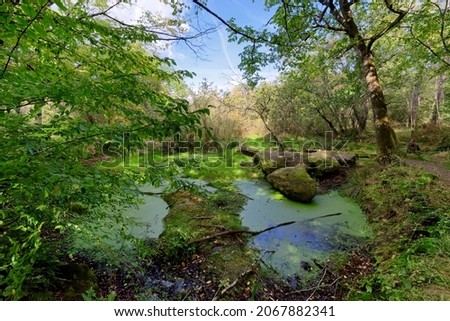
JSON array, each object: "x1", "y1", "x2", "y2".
[
  {"x1": 188, "y1": 213, "x2": 342, "y2": 245},
  {"x1": 193, "y1": 0, "x2": 259, "y2": 43},
  {"x1": 192, "y1": 0, "x2": 301, "y2": 47},
  {"x1": 88, "y1": 1, "x2": 122, "y2": 18}
]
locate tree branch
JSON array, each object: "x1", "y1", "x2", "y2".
[
  {"x1": 88, "y1": 1, "x2": 122, "y2": 18},
  {"x1": 193, "y1": 0, "x2": 259, "y2": 43},
  {"x1": 367, "y1": 0, "x2": 409, "y2": 51},
  {"x1": 410, "y1": 26, "x2": 450, "y2": 67},
  {"x1": 1, "y1": 1, "x2": 51, "y2": 77},
  {"x1": 192, "y1": 0, "x2": 298, "y2": 46},
  {"x1": 432, "y1": 0, "x2": 450, "y2": 53},
  {"x1": 187, "y1": 213, "x2": 342, "y2": 245},
  {"x1": 281, "y1": 0, "x2": 293, "y2": 43}
]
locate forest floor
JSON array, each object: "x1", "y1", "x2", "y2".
[{"x1": 404, "y1": 158, "x2": 450, "y2": 186}]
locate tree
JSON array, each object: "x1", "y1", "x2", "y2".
[
  {"x1": 409, "y1": 0, "x2": 450, "y2": 69},
  {"x1": 431, "y1": 75, "x2": 446, "y2": 124},
  {"x1": 0, "y1": 0, "x2": 206, "y2": 299},
  {"x1": 193, "y1": 0, "x2": 413, "y2": 160}
]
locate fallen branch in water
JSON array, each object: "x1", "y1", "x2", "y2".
[
  {"x1": 187, "y1": 212, "x2": 342, "y2": 245},
  {"x1": 140, "y1": 191, "x2": 164, "y2": 196}
]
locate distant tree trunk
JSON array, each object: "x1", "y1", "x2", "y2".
[
  {"x1": 431, "y1": 75, "x2": 445, "y2": 125},
  {"x1": 351, "y1": 96, "x2": 369, "y2": 134},
  {"x1": 261, "y1": 120, "x2": 285, "y2": 151},
  {"x1": 408, "y1": 83, "x2": 420, "y2": 128}
]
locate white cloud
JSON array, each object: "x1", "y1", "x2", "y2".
[
  {"x1": 108, "y1": 0, "x2": 187, "y2": 58},
  {"x1": 109, "y1": 0, "x2": 174, "y2": 24}
]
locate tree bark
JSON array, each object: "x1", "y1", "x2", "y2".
[
  {"x1": 357, "y1": 46, "x2": 397, "y2": 159},
  {"x1": 431, "y1": 75, "x2": 445, "y2": 125},
  {"x1": 323, "y1": 0, "x2": 400, "y2": 160},
  {"x1": 409, "y1": 83, "x2": 420, "y2": 128}
]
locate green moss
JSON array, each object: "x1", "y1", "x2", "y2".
[
  {"x1": 266, "y1": 167, "x2": 317, "y2": 202},
  {"x1": 343, "y1": 163, "x2": 450, "y2": 300},
  {"x1": 159, "y1": 179, "x2": 259, "y2": 298}
]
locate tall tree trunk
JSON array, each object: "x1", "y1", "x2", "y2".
[
  {"x1": 324, "y1": 0, "x2": 401, "y2": 160},
  {"x1": 357, "y1": 47, "x2": 397, "y2": 159},
  {"x1": 431, "y1": 75, "x2": 445, "y2": 125},
  {"x1": 409, "y1": 83, "x2": 420, "y2": 128}
]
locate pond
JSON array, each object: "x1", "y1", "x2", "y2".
[
  {"x1": 79, "y1": 177, "x2": 371, "y2": 277},
  {"x1": 236, "y1": 179, "x2": 372, "y2": 276},
  {"x1": 124, "y1": 179, "x2": 216, "y2": 239}
]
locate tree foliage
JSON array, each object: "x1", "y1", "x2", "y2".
[{"x1": 0, "y1": 0, "x2": 206, "y2": 299}]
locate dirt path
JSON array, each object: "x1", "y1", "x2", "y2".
[{"x1": 404, "y1": 159, "x2": 450, "y2": 186}]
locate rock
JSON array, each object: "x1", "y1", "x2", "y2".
[
  {"x1": 255, "y1": 150, "x2": 303, "y2": 176},
  {"x1": 239, "y1": 145, "x2": 260, "y2": 157},
  {"x1": 239, "y1": 161, "x2": 255, "y2": 168},
  {"x1": 407, "y1": 142, "x2": 420, "y2": 153},
  {"x1": 300, "y1": 261, "x2": 313, "y2": 271},
  {"x1": 304, "y1": 150, "x2": 357, "y2": 178},
  {"x1": 266, "y1": 166, "x2": 317, "y2": 202},
  {"x1": 305, "y1": 150, "x2": 357, "y2": 167}
]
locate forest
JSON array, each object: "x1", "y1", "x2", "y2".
[{"x1": 0, "y1": 0, "x2": 449, "y2": 301}]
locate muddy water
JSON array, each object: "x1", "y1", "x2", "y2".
[{"x1": 236, "y1": 179, "x2": 372, "y2": 276}]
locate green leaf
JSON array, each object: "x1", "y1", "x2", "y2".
[
  {"x1": 53, "y1": 0, "x2": 68, "y2": 11},
  {"x1": 33, "y1": 23, "x2": 47, "y2": 37},
  {"x1": 22, "y1": 4, "x2": 37, "y2": 17}
]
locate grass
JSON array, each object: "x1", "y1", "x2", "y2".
[{"x1": 343, "y1": 161, "x2": 450, "y2": 300}]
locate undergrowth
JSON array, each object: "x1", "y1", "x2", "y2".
[{"x1": 343, "y1": 161, "x2": 450, "y2": 300}]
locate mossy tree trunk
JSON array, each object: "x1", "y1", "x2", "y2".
[
  {"x1": 323, "y1": 0, "x2": 403, "y2": 160},
  {"x1": 358, "y1": 47, "x2": 397, "y2": 159}
]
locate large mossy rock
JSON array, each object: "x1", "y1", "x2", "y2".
[
  {"x1": 254, "y1": 150, "x2": 302, "y2": 176},
  {"x1": 266, "y1": 166, "x2": 317, "y2": 202},
  {"x1": 254, "y1": 149, "x2": 357, "y2": 178},
  {"x1": 305, "y1": 150, "x2": 357, "y2": 167},
  {"x1": 304, "y1": 150, "x2": 357, "y2": 178}
]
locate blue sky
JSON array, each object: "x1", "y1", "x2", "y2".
[
  {"x1": 111, "y1": 0, "x2": 278, "y2": 90},
  {"x1": 172, "y1": 0, "x2": 279, "y2": 90}
]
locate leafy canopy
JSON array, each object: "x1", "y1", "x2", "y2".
[{"x1": 0, "y1": 0, "x2": 206, "y2": 299}]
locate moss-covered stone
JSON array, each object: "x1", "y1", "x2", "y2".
[
  {"x1": 255, "y1": 150, "x2": 303, "y2": 175},
  {"x1": 266, "y1": 166, "x2": 317, "y2": 202}
]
